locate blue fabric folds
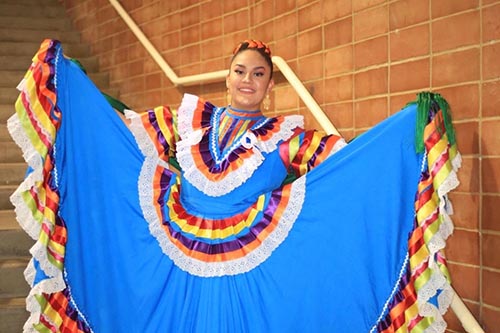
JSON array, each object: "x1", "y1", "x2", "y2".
[{"x1": 41, "y1": 45, "x2": 424, "y2": 332}]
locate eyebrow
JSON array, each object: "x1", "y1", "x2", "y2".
[{"x1": 234, "y1": 64, "x2": 267, "y2": 71}]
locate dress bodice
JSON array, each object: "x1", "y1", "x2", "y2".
[
  {"x1": 179, "y1": 149, "x2": 288, "y2": 217},
  {"x1": 177, "y1": 102, "x2": 292, "y2": 216}
]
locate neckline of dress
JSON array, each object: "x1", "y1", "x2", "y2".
[
  {"x1": 226, "y1": 105, "x2": 264, "y2": 119},
  {"x1": 209, "y1": 107, "x2": 269, "y2": 164}
]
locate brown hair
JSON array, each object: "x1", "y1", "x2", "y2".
[{"x1": 231, "y1": 39, "x2": 273, "y2": 78}]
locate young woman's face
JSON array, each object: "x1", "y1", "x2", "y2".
[{"x1": 226, "y1": 50, "x2": 274, "y2": 111}]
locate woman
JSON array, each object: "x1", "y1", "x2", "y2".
[{"x1": 10, "y1": 39, "x2": 459, "y2": 332}]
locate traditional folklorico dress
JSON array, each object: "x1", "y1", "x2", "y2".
[{"x1": 9, "y1": 39, "x2": 461, "y2": 333}]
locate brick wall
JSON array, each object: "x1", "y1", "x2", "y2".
[{"x1": 61, "y1": 0, "x2": 500, "y2": 332}]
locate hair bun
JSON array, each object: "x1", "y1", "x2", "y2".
[{"x1": 233, "y1": 39, "x2": 271, "y2": 56}]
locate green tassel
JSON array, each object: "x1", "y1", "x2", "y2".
[
  {"x1": 407, "y1": 92, "x2": 455, "y2": 153},
  {"x1": 433, "y1": 92, "x2": 456, "y2": 147}
]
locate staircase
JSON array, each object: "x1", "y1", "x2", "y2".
[{"x1": 0, "y1": 0, "x2": 117, "y2": 331}]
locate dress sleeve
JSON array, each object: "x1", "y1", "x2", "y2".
[
  {"x1": 127, "y1": 106, "x2": 180, "y2": 165},
  {"x1": 279, "y1": 129, "x2": 346, "y2": 177}
]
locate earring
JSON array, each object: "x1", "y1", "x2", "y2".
[
  {"x1": 262, "y1": 94, "x2": 270, "y2": 111},
  {"x1": 226, "y1": 89, "x2": 232, "y2": 106}
]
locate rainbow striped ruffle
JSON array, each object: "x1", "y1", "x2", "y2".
[
  {"x1": 376, "y1": 93, "x2": 461, "y2": 332},
  {"x1": 8, "y1": 39, "x2": 90, "y2": 332}
]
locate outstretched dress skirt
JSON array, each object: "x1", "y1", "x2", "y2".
[{"x1": 8, "y1": 39, "x2": 461, "y2": 333}]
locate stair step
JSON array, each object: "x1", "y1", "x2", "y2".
[
  {"x1": 0, "y1": 104, "x2": 16, "y2": 124},
  {"x1": 0, "y1": 185, "x2": 16, "y2": 210},
  {"x1": 0, "y1": 3, "x2": 66, "y2": 19},
  {"x1": 0, "y1": 69, "x2": 110, "y2": 89},
  {"x1": 0, "y1": 210, "x2": 19, "y2": 231},
  {"x1": 0, "y1": 28, "x2": 80, "y2": 44},
  {"x1": 0, "y1": 53, "x2": 100, "y2": 73},
  {"x1": 0, "y1": 142, "x2": 24, "y2": 163},
  {"x1": 0, "y1": 298, "x2": 28, "y2": 333},
  {"x1": 0, "y1": 15, "x2": 72, "y2": 31},
  {"x1": 0, "y1": 55, "x2": 32, "y2": 72},
  {"x1": 0, "y1": 71, "x2": 25, "y2": 88},
  {"x1": 0, "y1": 0, "x2": 59, "y2": 5},
  {"x1": 0, "y1": 123, "x2": 14, "y2": 141},
  {"x1": 0, "y1": 87, "x2": 18, "y2": 105},
  {"x1": 0, "y1": 53, "x2": 99, "y2": 73},
  {"x1": 0, "y1": 258, "x2": 31, "y2": 298},
  {"x1": 0, "y1": 84, "x2": 114, "y2": 107},
  {"x1": 0, "y1": 41, "x2": 90, "y2": 57},
  {"x1": 0, "y1": 163, "x2": 26, "y2": 186},
  {"x1": 0, "y1": 228, "x2": 33, "y2": 257}
]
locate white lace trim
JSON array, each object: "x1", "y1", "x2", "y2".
[
  {"x1": 125, "y1": 109, "x2": 163, "y2": 159},
  {"x1": 413, "y1": 147, "x2": 461, "y2": 331},
  {"x1": 138, "y1": 152, "x2": 306, "y2": 277},
  {"x1": 7, "y1": 44, "x2": 70, "y2": 332},
  {"x1": 176, "y1": 94, "x2": 304, "y2": 197},
  {"x1": 177, "y1": 93, "x2": 199, "y2": 138},
  {"x1": 328, "y1": 137, "x2": 348, "y2": 157},
  {"x1": 8, "y1": 112, "x2": 65, "y2": 282},
  {"x1": 371, "y1": 143, "x2": 460, "y2": 332},
  {"x1": 23, "y1": 258, "x2": 67, "y2": 332}
]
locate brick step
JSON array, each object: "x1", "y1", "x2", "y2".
[
  {"x1": 0, "y1": 55, "x2": 31, "y2": 73},
  {"x1": 0, "y1": 142, "x2": 23, "y2": 164},
  {"x1": 0, "y1": 41, "x2": 90, "y2": 57},
  {"x1": 0, "y1": 85, "x2": 120, "y2": 107},
  {"x1": 0, "y1": 228, "x2": 33, "y2": 257},
  {"x1": 0, "y1": 27, "x2": 80, "y2": 44},
  {"x1": 0, "y1": 297, "x2": 28, "y2": 333},
  {"x1": 0, "y1": 163, "x2": 26, "y2": 186},
  {"x1": 0, "y1": 123, "x2": 14, "y2": 141},
  {"x1": 0, "y1": 54, "x2": 100, "y2": 72},
  {"x1": 0, "y1": 3, "x2": 66, "y2": 18},
  {"x1": 0, "y1": 70, "x2": 111, "y2": 89},
  {"x1": 0, "y1": 0, "x2": 59, "y2": 5},
  {"x1": 0, "y1": 185, "x2": 16, "y2": 210},
  {"x1": 0, "y1": 71, "x2": 26, "y2": 88},
  {"x1": 0, "y1": 15, "x2": 72, "y2": 31},
  {"x1": 0, "y1": 210, "x2": 19, "y2": 231},
  {"x1": 0, "y1": 88, "x2": 17, "y2": 106},
  {"x1": 0, "y1": 257, "x2": 31, "y2": 298},
  {"x1": 0, "y1": 105, "x2": 16, "y2": 124}
]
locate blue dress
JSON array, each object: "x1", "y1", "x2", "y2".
[{"x1": 9, "y1": 39, "x2": 461, "y2": 333}]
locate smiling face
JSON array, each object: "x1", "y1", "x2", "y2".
[{"x1": 226, "y1": 49, "x2": 274, "y2": 111}]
